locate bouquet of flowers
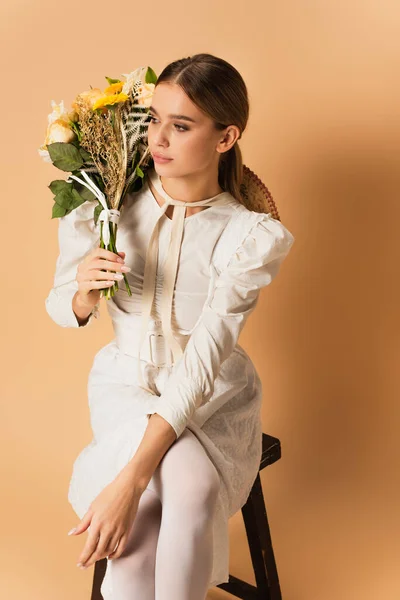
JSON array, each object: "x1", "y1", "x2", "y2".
[{"x1": 39, "y1": 66, "x2": 157, "y2": 298}]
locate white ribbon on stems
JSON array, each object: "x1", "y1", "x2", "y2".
[{"x1": 66, "y1": 169, "x2": 120, "y2": 247}]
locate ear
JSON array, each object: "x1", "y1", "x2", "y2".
[{"x1": 217, "y1": 125, "x2": 241, "y2": 153}]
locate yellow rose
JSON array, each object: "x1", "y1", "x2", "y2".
[
  {"x1": 38, "y1": 100, "x2": 77, "y2": 163},
  {"x1": 75, "y1": 88, "x2": 104, "y2": 109},
  {"x1": 46, "y1": 118, "x2": 76, "y2": 144},
  {"x1": 67, "y1": 109, "x2": 79, "y2": 122}
]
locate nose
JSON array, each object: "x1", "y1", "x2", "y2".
[{"x1": 151, "y1": 123, "x2": 170, "y2": 147}]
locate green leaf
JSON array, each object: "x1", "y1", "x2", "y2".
[
  {"x1": 127, "y1": 175, "x2": 144, "y2": 194},
  {"x1": 53, "y1": 186, "x2": 86, "y2": 212},
  {"x1": 70, "y1": 177, "x2": 97, "y2": 202},
  {"x1": 91, "y1": 172, "x2": 105, "y2": 193},
  {"x1": 136, "y1": 165, "x2": 144, "y2": 178},
  {"x1": 52, "y1": 203, "x2": 67, "y2": 218},
  {"x1": 105, "y1": 76, "x2": 121, "y2": 85},
  {"x1": 69, "y1": 122, "x2": 81, "y2": 142},
  {"x1": 49, "y1": 178, "x2": 92, "y2": 218},
  {"x1": 94, "y1": 202, "x2": 103, "y2": 226},
  {"x1": 49, "y1": 179, "x2": 70, "y2": 195},
  {"x1": 47, "y1": 142, "x2": 83, "y2": 172},
  {"x1": 53, "y1": 188, "x2": 74, "y2": 210},
  {"x1": 79, "y1": 147, "x2": 93, "y2": 163},
  {"x1": 130, "y1": 147, "x2": 139, "y2": 170},
  {"x1": 70, "y1": 188, "x2": 88, "y2": 209},
  {"x1": 57, "y1": 171, "x2": 99, "y2": 202},
  {"x1": 145, "y1": 66, "x2": 157, "y2": 85}
]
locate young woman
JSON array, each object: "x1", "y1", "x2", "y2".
[{"x1": 45, "y1": 53, "x2": 295, "y2": 600}]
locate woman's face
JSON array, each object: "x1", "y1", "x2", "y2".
[{"x1": 147, "y1": 82, "x2": 237, "y2": 178}]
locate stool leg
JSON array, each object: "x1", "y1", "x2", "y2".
[
  {"x1": 242, "y1": 473, "x2": 282, "y2": 600},
  {"x1": 91, "y1": 558, "x2": 107, "y2": 600}
]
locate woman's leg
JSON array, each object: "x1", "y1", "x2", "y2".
[
  {"x1": 109, "y1": 486, "x2": 162, "y2": 600},
  {"x1": 150, "y1": 428, "x2": 221, "y2": 600},
  {"x1": 108, "y1": 428, "x2": 220, "y2": 600}
]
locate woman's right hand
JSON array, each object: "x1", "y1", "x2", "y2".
[{"x1": 75, "y1": 248, "x2": 130, "y2": 308}]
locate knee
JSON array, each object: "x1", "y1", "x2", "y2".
[
  {"x1": 202, "y1": 464, "x2": 221, "y2": 504},
  {"x1": 179, "y1": 463, "x2": 221, "y2": 515},
  {"x1": 158, "y1": 430, "x2": 221, "y2": 513},
  {"x1": 113, "y1": 545, "x2": 156, "y2": 578}
]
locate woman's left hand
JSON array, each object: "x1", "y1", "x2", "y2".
[{"x1": 69, "y1": 473, "x2": 145, "y2": 569}]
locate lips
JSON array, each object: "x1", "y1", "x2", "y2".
[{"x1": 153, "y1": 152, "x2": 172, "y2": 160}]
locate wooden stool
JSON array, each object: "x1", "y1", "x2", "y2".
[
  {"x1": 216, "y1": 432, "x2": 282, "y2": 599},
  {"x1": 91, "y1": 432, "x2": 282, "y2": 600}
]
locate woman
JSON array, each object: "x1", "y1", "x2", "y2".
[{"x1": 45, "y1": 53, "x2": 295, "y2": 600}]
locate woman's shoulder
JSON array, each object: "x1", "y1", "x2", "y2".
[
  {"x1": 213, "y1": 201, "x2": 295, "y2": 273},
  {"x1": 219, "y1": 198, "x2": 294, "y2": 247}
]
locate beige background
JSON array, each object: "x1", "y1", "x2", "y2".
[{"x1": 1, "y1": 0, "x2": 399, "y2": 598}]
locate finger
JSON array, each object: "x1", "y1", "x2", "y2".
[
  {"x1": 77, "y1": 268, "x2": 123, "y2": 283},
  {"x1": 95, "y1": 247, "x2": 125, "y2": 263},
  {"x1": 72, "y1": 511, "x2": 92, "y2": 536},
  {"x1": 79, "y1": 280, "x2": 115, "y2": 292},
  {"x1": 81, "y1": 529, "x2": 114, "y2": 569},
  {"x1": 77, "y1": 525, "x2": 102, "y2": 567},
  {"x1": 105, "y1": 533, "x2": 121, "y2": 558},
  {"x1": 107, "y1": 532, "x2": 128, "y2": 560},
  {"x1": 105, "y1": 534, "x2": 121, "y2": 559},
  {"x1": 87, "y1": 259, "x2": 129, "y2": 272}
]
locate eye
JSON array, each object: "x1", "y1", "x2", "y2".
[{"x1": 148, "y1": 116, "x2": 188, "y2": 132}]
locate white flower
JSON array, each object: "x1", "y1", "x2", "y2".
[
  {"x1": 48, "y1": 99, "x2": 77, "y2": 126},
  {"x1": 121, "y1": 67, "x2": 155, "y2": 106},
  {"x1": 38, "y1": 146, "x2": 52, "y2": 163},
  {"x1": 121, "y1": 66, "x2": 146, "y2": 96}
]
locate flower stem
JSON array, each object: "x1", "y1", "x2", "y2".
[{"x1": 99, "y1": 220, "x2": 132, "y2": 299}]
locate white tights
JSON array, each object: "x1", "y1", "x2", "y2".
[{"x1": 108, "y1": 428, "x2": 221, "y2": 600}]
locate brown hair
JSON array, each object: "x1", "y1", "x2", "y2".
[{"x1": 155, "y1": 53, "x2": 265, "y2": 212}]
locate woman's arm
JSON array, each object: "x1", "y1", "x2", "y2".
[
  {"x1": 116, "y1": 413, "x2": 177, "y2": 490},
  {"x1": 45, "y1": 202, "x2": 101, "y2": 328},
  {"x1": 146, "y1": 212, "x2": 295, "y2": 440},
  {"x1": 72, "y1": 290, "x2": 98, "y2": 326}
]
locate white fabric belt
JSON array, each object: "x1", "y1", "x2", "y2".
[{"x1": 113, "y1": 317, "x2": 185, "y2": 368}]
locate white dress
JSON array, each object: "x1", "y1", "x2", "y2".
[{"x1": 45, "y1": 167, "x2": 295, "y2": 592}]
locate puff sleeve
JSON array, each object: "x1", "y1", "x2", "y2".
[
  {"x1": 45, "y1": 201, "x2": 101, "y2": 328},
  {"x1": 151, "y1": 212, "x2": 295, "y2": 439}
]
